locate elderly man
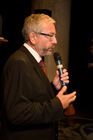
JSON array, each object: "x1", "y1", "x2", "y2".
[{"x1": 1, "y1": 14, "x2": 76, "y2": 140}]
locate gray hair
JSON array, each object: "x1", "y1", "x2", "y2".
[{"x1": 22, "y1": 14, "x2": 56, "y2": 42}]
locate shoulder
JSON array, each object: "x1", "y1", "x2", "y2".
[{"x1": 6, "y1": 46, "x2": 31, "y2": 65}]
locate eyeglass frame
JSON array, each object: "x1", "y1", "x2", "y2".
[{"x1": 35, "y1": 32, "x2": 56, "y2": 40}]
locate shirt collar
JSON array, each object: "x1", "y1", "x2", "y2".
[{"x1": 23, "y1": 43, "x2": 42, "y2": 63}]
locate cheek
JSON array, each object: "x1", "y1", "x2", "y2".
[{"x1": 39, "y1": 40, "x2": 49, "y2": 48}]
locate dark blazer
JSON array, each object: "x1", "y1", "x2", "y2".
[{"x1": 1, "y1": 46, "x2": 64, "y2": 140}]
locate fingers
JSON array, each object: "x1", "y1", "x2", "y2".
[
  {"x1": 70, "y1": 95, "x2": 76, "y2": 102},
  {"x1": 63, "y1": 68, "x2": 67, "y2": 73},
  {"x1": 60, "y1": 69, "x2": 69, "y2": 84},
  {"x1": 68, "y1": 91, "x2": 76, "y2": 97},
  {"x1": 67, "y1": 91, "x2": 76, "y2": 103},
  {"x1": 56, "y1": 70, "x2": 59, "y2": 76},
  {"x1": 56, "y1": 69, "x2": 68, "y2": 76},
  {"x1": 61, "y1": 69, "x2": 68, "y2": 78},
  {"x1": 56, "y1": 86, "x2": 67, "y2": 100},
  {"x1": 66, "y1": 92, "x2": 76, "y2": 106},
  {"x1": 60, "y1": 86, "x2": 67, "y2": 95}
]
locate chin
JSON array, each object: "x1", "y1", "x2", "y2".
[
  {"x1": 47, "y1": 51, "x2": 52, "y2": 56},
  {"x1": 42, "y1": 50, "x2": 52, "y2": 56}
]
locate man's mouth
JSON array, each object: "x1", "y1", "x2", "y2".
[{"x1": 48, "y1": 45, "x2": 55, "y2": 51}]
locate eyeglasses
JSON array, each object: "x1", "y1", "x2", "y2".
[{"x1": 35, "y1": 32, "x2": 56, "y2": 40}]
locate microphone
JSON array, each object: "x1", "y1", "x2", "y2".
[{"x1": 53, "y1": 52, "x2": 66, "y2": 86}]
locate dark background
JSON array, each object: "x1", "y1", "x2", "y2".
[{"x1": 0, "y1": 0, "x2": 92, "y2": 111}]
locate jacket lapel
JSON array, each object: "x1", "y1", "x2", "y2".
[{"x1": 19, "y1": 46, "x2": 50, "y2": 83}]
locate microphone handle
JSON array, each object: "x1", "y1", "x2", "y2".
[
  {"x1": 57, "y1": 61, "x2": 66, "y2": 86},
  {"x1": 58, "y1": 68, "x2": 66, "y2": 86},
  {"x1": 58, "y1": 68, "x2": 68, "y2": 95}
]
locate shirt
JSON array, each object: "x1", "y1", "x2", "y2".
[{"x1": 23, "y1": 43, "x2": 42, "y2": 63}]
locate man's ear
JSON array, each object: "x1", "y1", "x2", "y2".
[{"x1": 29, "y1": 32, "x2": 37, "y2": 44}]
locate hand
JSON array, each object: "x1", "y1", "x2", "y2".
[
  {"x1": 57, "y1": 86, "x2": 76, "y2": 109},
  {"x1": 60, "y1": 69, "x2": 69, "y2": 84},
  {"x1": 53, "y1": 69, "x2": 69, "y2": 90}
]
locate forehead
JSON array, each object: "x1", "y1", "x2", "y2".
[{"x1": 41, "y1": 18, "x2": 56, "y2": 33}]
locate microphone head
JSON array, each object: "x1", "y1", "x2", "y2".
[{"x1": 53, "y1": 52, "x2": 61, "y2": 62}]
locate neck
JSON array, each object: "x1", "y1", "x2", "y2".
[{"x1": 27, "y1": 41, "x2": 43, "y2": 57}]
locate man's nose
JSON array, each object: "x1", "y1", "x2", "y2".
[{"x1": 52, "y1": 36, "x2": 57, "y2": 44}]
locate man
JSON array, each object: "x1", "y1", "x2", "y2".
[{"x1": 1, "y1": 14, "x2": 76, "y2": 140}]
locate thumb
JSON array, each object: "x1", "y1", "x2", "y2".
[
  {"x1": 56, "y1": 70, "x2": 59, "y2": 76},
  {"x1": 60, "y1": 86, "x2": 67, "y2": 95}
]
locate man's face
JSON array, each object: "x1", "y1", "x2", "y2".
[{"x1": 34, "y1": 20, "x2": 57, "y2": 56}]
